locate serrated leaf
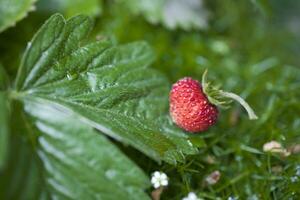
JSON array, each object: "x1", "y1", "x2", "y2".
[
  {"x1": 119, "y1": 0, "x2": 209, "y2": 30},
  {"x1": 25, "y1": 99, "x2": 150, "y2": 200},
  {"x1": 15, "y1": 14, "x2": 200, "y2": 164},
  {"x1": 0, "y1": 0, "x2": 37, "y2": 32},
  {"x1": 15, "y1": 14, "x2": 93, "y2": 90}
]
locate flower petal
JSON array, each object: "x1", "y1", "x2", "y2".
[
  {"x1": 160, "y1": 173, "x2": 167, "y2": 180},
  {"x1": 161, "y1": 179, "x2": 168, "y2": 186},
  {"x1": 151, "y1": 177, "x2": 157, "y2": 184},
  {"x1": 154, "y1": 171, "x2": 161, "y2": 178},
  {"x1": 154, "y1": 182, "x2": 160, "y2": 188}
]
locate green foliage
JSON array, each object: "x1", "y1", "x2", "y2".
[
  {"x1": 0, "y1": 100, "x2": 49, "y2": 200},
  {"x1": 0, "y1": 0, "x2": 37, "y2": 32},
  {"x1": 14, "y1": 14, "x2": 201, "y2": 164},
  {"x1": 25, "y1": 100, "x2": 150, "y2": 200},
  {"x1": 0, "y1": 133, "x2": 48, "y2": 200},
  {"x1": 94, "y1": 1, "x2": 300, "y2": 199},
  {"x1": 0, "y1": 15, "x2": 155, "y2": 199}
]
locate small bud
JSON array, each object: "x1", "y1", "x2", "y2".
[{"x1": 205, "y1": 170, "x2": 221, "y2": 185}]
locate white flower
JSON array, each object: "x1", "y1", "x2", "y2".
[
  {"x1": 151, "y1": 171, "x2": 168, "y2": 189},
  {"x1": 182, "y1": 192, "x2": 201, "y2": 200},
  {"x1": 263, "y1": 141, "x2": 282, "y2": 152},
  {"x1": 263, "y1": 141, "x2": 290, "y2": 156}
]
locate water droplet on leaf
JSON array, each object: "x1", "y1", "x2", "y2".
[{"x1": 67, "y1": 72, "x2": 78, "y2": 80}]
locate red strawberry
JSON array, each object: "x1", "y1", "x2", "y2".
[{"x1": 169, "y1": 77, "x2": 218, "y2": 133}]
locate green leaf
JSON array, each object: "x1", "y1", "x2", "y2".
[
  {"x1": 25, "y1": 99, "x2": 150, "y2": 200},
  {"x1": 0, "y1": 134, "x2": 49, "y2": 200},
  {"x1": 118, "y1": 0, "x2": 209, "y2": 30},
  {"x1": 0, "y1": 92, "x2": 9, "y2": 169},
  {"x1": 15, "y1": 14, "x2": 93, "y2": 90},
  {"x1": 0, "y1": 0, "x2": 37, "y2": 32},
  {"x1": 15, "y1": 14, "x2": 200, "y2": 164},
  {"x1": 38, "y1": 0, "x2": 102, "y2": 18}
]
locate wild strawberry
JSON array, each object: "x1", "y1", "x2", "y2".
[
  {"x1": 169, "y1": 70, "x2": 258, "y2": 133},
  {"x1": 170, "y1": 77, "x2": 218, "y2": 132}
]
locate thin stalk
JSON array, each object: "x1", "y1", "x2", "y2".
[{"x1": 219, "y1": 90, "x2": 258, "y2": 120}]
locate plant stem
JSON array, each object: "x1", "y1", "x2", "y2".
[{"x1": 219, "y1": 90, "x2": 258, "y2": 120}]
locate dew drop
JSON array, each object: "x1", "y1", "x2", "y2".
[
  {"x1": 187, "y1": 140, "x2": 193, "y2": 147},
  {"x1": 87, "y1": 72, "x2": 97, "y2": 92},
  {"x1": 105, "y1": 169, "x2": 117, "y2": 179},
  {"x1": 66, "y1": 72, "x2": 78, "y2": 81}
]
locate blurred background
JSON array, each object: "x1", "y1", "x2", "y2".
[{"x1": 0, "y1": 0, "x2": 300, "y2": 199}]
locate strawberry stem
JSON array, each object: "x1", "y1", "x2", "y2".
[
  {"x1": 202, "y1": 69, "x2": 258, "y2": 120},
  {"x1": 219, "y1": 90, "x2": 258, "y2": 120}
]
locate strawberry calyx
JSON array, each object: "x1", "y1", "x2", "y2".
[{"x1": 202, "y1": 70, "x2": 258, "y2": 120}]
